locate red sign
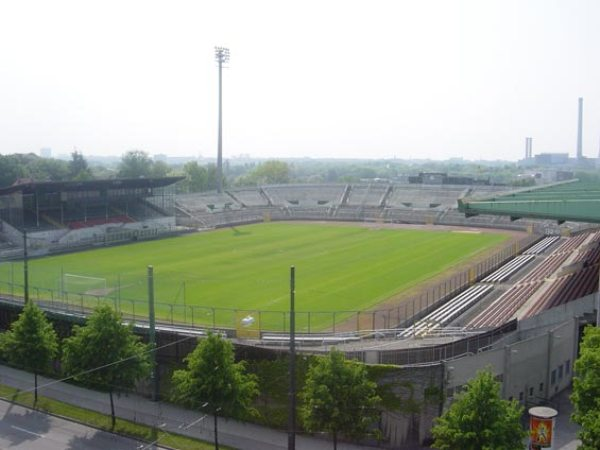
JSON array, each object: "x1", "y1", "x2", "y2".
[{"x1": 530, "y1": 416, "x2": 553, "y2": 447}]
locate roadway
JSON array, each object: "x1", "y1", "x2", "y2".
[
  {"x1": 0, "y1": 399, "x2": 164, "y2": 450},
  {"x1": 0, "y1": 365, "x2": 378, "y2": 449}
]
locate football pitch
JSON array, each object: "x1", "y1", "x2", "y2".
[{"x1": 0, "y1": 222, "x2": 509, "y2": 331}]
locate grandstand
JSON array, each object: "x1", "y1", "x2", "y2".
[
  {"x1": 173, "y1": 182, "x2": 566, "y2": 234},
  {"x1": 263, "y1": 184, "x2": 346, "y2": 207},
  {"x1": 0, "y1": 177, "x2": 182, "y2": 254}
]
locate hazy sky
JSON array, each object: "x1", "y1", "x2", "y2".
[{"x1": 1, "y1": 0, "x2": 599, "y2": 161}]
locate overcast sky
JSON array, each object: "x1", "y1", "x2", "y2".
[{"x1": 1, "y1": 0, "x2": 599, "y2": 161}]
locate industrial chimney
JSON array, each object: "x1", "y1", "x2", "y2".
[
  {"x1": 524, "y1": 137, "x2": 533, "y2": 159},
  {"x1": 577, "y1": 97, "x2": 583, "y2": 160}
]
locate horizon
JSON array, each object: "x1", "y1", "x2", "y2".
[{"x1": 1, "y1": 1, "x2": 599, "y2": 161}]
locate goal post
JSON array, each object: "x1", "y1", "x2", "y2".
[{"x1": 61, "y1": 273, "x2": 108, "y2": 296}]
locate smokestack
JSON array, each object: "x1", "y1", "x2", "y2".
[
  {"x1": 577, "y1": 97, "x2": 583, "y2": 159},
  {"x1": 524, "y1": 137, "x2": 533, "y2": 159},
  {"x1": 529, "y1": 137, "x2": 533, "y2": 159}
]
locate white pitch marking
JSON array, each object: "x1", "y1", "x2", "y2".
[{"x1": 10, "y1": 425, "x2": 45, "y2": 438}]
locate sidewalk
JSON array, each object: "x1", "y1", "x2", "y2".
[
  {"x1": 551, "y1": 387, "x2": 581, "y2": 450},
  {"x1": 0, "y1": 365, "x2": 378, "y2": 450}
]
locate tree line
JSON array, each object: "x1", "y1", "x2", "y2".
[
  {"x1": 5, "y1": 148, "x2": 585, "y2": 194},
  {"x1": 0, "y1": 302, "x2": 380, "y2": 450},
  {"x1": 0, "y1": 150, "x2": 292, "y2": 192},
  {"x1": 3, "y1": 295, "x2": 599, "y2": 449}
]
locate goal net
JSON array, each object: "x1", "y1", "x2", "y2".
[{"x1": 62, "y1": 273, "x2": 108, "y2": 296}]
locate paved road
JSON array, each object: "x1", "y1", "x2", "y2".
[
  {"x1": 0, "y1": 365, "x2": 376, "y2": 450},
  {"x1": 0, "y1": 399, "x2": 165, "y2": 450}
]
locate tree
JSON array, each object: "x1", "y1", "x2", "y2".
[
  {"x1": 236, "y1": 160, "x2": 291, "y2": 186},
  {"x1": 117, "y1": 150, "x2": 154, "y2": 178},
  {"x1": 69, "y1": 151, "x2": 93, "y2": 180},
  {"x1": 301, "y1": 350, "x2": 381, "y2": 450},
  {"x1": 0, "y1": 154, "x2": 27, "y2": 187},
  {"x1": 151, "y1": 160, "x2": 170, "y2": 178},
  {"x1": 431, "y1": 369, "x2": 526, "y2": 450},
  {"x1": 62, "y1": 305, "x2": 151, "y2": 428},
  {"x1": 182, "y1": 161, "x2": 209, "y2": 192},
  {"x1": 577, "y1": 410, "x2": 600, "y2": 450},
  {"x1": 171, "y1": 333, "x2": 258, "y2": 450},
  {"x1": 0, "y1": 302, "x2": 59, "y2": 404},
  {"x1": 571, "y1": 325, "x2": 600, "y2": 449},
  {"x1": 29, "y1": 156, "x2": 70, "y2": 181}
]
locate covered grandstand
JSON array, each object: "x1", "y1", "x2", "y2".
[{"x1": 0, "y1": 177, "x2": 182, "y2": 253}]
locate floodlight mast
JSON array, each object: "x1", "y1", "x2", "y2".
[{"x1": 215, "y1": 47, "x2": 230, "y2": 194}]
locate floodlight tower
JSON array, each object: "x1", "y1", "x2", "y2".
[{"x1": 215, "y1": 47, "x2": 230, "y2": 193}]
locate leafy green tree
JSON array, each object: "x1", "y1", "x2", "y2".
[
  {"x1": 181, "y1": 161, "x2": 219, "y2": 192},
  {"x1": 571, "y1": 325, "x2": 600, "y2": 450},
  {"x1": 431, "y1": 369, "x2": 526, "y2": 450},
  {"x1": 69, "y1": 151, "x2": 93, "y2": 180},
  {"x1": 62, "y1": 305, "x2": 151, "y2": 428},
  {"x1": 151, "y1": 160, "x2": 170, "y2": 178},
  {"x1": 29, "y1": 156, "x2": 69, "y2": 181},
  {"x1": 171, "y1": 333, "x2": 258, "y2": 450},
  {"x1": 0, "y1": 154, "x2": 27, "y2": 187},
  {"x1": 236, "y1": 160, "x2": 291, "y2": 186},
  {"x1": 301, "y1": 350, "x2": 381, "y2": 450},
  {"x1": 0, "y1": 302, "x2": 59, "y2": 404},
  {"x1": 577, "y1": 409, "x2": 600, "y2": 450},
  {"x1": 117, "y1": 150, "x2": 154, "y2": 178},
  {"x1": 182, "y1": 161, "x2": 209, "y2": 192}
]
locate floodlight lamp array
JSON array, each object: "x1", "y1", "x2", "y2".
[{"x1": 214, "y1": 46, "x2": 230, "y2": 63}]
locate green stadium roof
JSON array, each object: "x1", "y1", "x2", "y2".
[{"x1": 458, "y1": 180, "x2": 600, "y2": 224}]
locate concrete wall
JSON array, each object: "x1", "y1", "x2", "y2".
[
  {"x1": 446, "y1": 316, "x2": 580, "y2": 405},
  {"x1": 379, "y1": 364, "x2": 444, "y2": 448},
  {"x1": 0, "y1": 220, "x2": 23, "y2": 246}
]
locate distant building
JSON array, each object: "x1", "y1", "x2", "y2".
[
  {"x1": 408, "y1": 172, "x2": 490, "y2": 186},
  {"x1": 534, "y1": 153, "x2": 569, "y2": 166},
  {"x1": 40, "y1": 147, "x2": 52, "y2": 158}
]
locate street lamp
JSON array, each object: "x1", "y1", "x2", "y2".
[
  {"x1": 214, "y1": 46, "x2": 230, "y2": 194},
  {"x1": 22, "y1": 230, "x2": 29, "y2": 304},
  {"x1": 288, "y1": 266, "x2": 296, "y2": 450}
]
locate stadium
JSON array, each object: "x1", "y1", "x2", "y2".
[{"x1": 0, "y1": 176, "x2": 597, "y2": 447}]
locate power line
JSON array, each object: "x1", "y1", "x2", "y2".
[{"x1": 6, "y1": 334, "x2": 197, "y2": 396}]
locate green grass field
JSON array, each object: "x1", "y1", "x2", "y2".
[{"x1": 0, "y1": 222, "x2": 509, "y2": 331}]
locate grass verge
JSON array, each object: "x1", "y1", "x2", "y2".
[{"x1": 0, "y1": 383, "x2": 229, "y2": 450}]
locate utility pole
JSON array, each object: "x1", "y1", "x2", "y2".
[
  {"x1": 288, "y1": 266, "x2": 296, "y2": 450},
  {"x1": 215, "y1": 47, "x2": 230, "y2": 194},
  {"x1": 147, "y1": 265, "x2": 158, "y2": 401},
  {"x1": 23, "y1": 230, "x2": 29, "y2": 304}
]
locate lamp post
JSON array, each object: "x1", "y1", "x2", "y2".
[
  {"x1": 214, "y1": 46, "x2": 230, "y2": 194},
  {"x1": 147, "y1": 265, "x2": 158, "y2": 401},
  {"x1": 288, "y1": 266, "x2": 296, "y2": 450},
  {"x1": 23, "y1": 230, "x2": 29, "y2": 304}
]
